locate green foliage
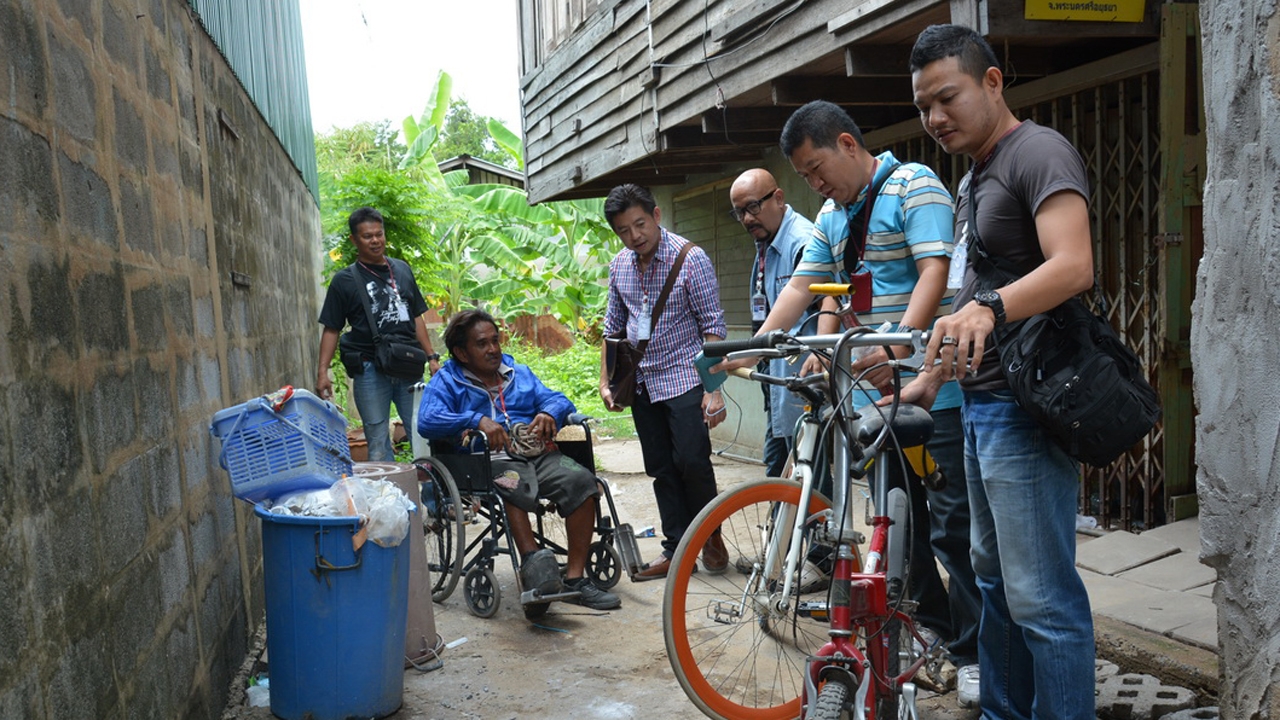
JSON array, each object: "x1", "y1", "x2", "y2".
[
  {"x1": 319, "y1": 165, "x2": 439, "y2": 279},
  {"x1": 315, "y1": 70, "x2": 622, "y2": 341},
  {"x1": 434, "y1": 100, "x2": 515, "y2": 168}
]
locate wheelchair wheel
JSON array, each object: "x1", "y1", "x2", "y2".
[
  {"x1": 587, "y1": 539, "x2": 623, "y2": 590},
  {"x1": 463, "y1": 566, "x2": 501, "y2": 618},
  {"x1": 416, "y1": 458, "x2": 465, "y2": 602}
]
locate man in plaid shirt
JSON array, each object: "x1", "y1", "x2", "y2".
[{"x1": 599, "y1": 184, "x2": 729, "y2": 580}]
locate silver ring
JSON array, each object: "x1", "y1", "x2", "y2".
[{"x1": 941, "y1": 336, "x2": 959, "y2": 346}]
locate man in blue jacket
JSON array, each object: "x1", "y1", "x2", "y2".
[{"x1": 417, "y1": 309, "x2": 620, "y2": 611}]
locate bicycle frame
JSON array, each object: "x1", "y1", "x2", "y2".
[{"x1": 734, "y1": 329, "x2": 932, "y2": 718}]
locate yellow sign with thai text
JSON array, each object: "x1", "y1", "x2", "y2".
[{"x1": 1024, "y1": 0, "x2": 1146, "y2": 22}]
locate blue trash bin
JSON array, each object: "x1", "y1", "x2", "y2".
[{"x1": 256, "y1": 505, "x2": 410, "y2": 720}]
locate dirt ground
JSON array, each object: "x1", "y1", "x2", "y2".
[{"x1": 222, "y1": 441, "x2": 979, "y2": 720}]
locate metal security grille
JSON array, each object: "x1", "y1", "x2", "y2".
[{"x1": 883, "y1": 70, "x2": 1167, "y2": 531}]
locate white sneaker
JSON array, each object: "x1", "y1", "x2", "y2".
[
  {"x1": 796, "y1": 560, "x2": 830, "y2": 593},
  {"x1": 956, "y1": 664, "x2": 980, "y2": 708},
  {"x1": 912, "y1": 626, "x2": 941, "y2": 657}
]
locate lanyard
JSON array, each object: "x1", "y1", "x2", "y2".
[
  {"x1": 358, "y1": 261, "x2": 400, "y2": 297},
  {"x1": 755, "y1": 244, "x2": 767, "y2": 296},
  {"x1": 489, "y1": 380, "x2": 511, "y2": 429}
]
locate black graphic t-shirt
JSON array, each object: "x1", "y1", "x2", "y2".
[{"x1": 318, "y1": 259, "x2": 429, "y2": 360}]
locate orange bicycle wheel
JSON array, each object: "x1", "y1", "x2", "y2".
[{"x1": 663, "y1": 479, "x2": 835, "y2": 720}]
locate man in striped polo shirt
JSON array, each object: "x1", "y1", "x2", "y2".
[{"x1": 720, "y1": 100, "x2": 982, "y2": 705}]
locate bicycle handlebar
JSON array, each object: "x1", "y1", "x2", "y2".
[
  {"x1": 703, "y1": 328, "x2": 933, "y2": 371},
  {"x1": 702, "y1": 330, "x2": 790, "y2": 357}
]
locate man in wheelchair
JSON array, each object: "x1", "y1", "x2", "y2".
[{"x1": 417, "y1": 310, "x2": 622, "y2": 611}]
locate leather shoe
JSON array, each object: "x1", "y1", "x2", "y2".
[
  {"x1": 702, "y1": 531, "x2": 728, "y2": 575},
  {"x1": 635, "y1": 554, "x2": 672, "y2": 581}
]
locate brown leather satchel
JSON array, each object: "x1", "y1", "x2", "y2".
[{"x1": 605, "y1": 243, "x2": 693, "y2": 407}]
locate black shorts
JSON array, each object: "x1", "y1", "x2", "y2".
[{"x1": 490, "y1": 450, "x2": 598, "y2": 516}]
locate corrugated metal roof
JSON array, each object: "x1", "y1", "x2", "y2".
[{"x1": 187, "y1": 0, "x2": 319, "y2": 203}]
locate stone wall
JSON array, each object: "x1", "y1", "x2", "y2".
[
  {"x1": 1195, "y1": 1, "x2": 1280, "y2": 716},
  {"x1": 0, "y1": 1, "x2": 320, "y2": 717}
]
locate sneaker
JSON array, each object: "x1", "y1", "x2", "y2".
[
  {"x1": 956, "y1": 664, "x2": 980, "y2": 708},
  {"x1": 733, "y1": 555, "x2": 756, "y2": 574},
  {"x1": 563, "y1": 576, "x2": 621, "y2": 610},
  {"x1": 519, "y1": 549, "x2": 563, "y2": 597},
  {"x1": 912, "y1": 626, "x2": 941, "y2": 657},
  {"x1": 796, "y1": 560, "x2": 830, "y2": 593}
]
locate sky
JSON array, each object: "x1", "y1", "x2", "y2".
[{"x1": 300, "y1": 0, "x2": 523, "y2": 136}]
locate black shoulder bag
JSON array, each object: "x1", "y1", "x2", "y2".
[
  {"x1": 354, "y1": 261, "x2": 428, "y2": 380},
  {"x1": 967, "y1": 174, "x2": 1161, "y2": 467}
]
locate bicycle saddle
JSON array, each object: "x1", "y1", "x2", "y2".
[{"x1": 850, "y1": 403, "x2": 935, "y2": 449}]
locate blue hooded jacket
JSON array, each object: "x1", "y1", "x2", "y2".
[{"x1": 416, "y1": 353, "x2": 575, "y2": 452}]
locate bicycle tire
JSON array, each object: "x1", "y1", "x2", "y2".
[
  {"x1": 663, "y1": 479, "x2": 833, "y2": 720},
  {"x1": 805, "y1": 680, "x2": 850, "y2": 720},
  {"x1": 417, "y1": 458, "x2": 465, "y2": 602}
]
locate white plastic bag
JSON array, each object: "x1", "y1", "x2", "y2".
[
  {"x1": 265, "y1": 477, "x2": 412, "y2": 547},
  {"x1": 363, "y1": 478, "x2": 415, "y2": 547}
]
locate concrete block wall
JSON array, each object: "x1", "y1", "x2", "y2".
[{"x1": 0, "y1": 1, "x2": 320, "y2": 718}]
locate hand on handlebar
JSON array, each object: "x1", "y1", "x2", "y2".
[
  {"x1": 851, "y1": 346, "x2": 896, "y2": 392},
  {"x1": 799, "y1": 353, "x2": 828, "y2": 378},
  {"x1": 710, "y1": 356, "x2": 755, "y2": 375},
  {"x1": 875, "y1": 371, "x2": 943, "y2": 411}
]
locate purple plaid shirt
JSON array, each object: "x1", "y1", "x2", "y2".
[{"x1": 604, "y1": 228, "x2": 727, "y2": 402}]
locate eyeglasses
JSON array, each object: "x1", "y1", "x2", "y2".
[{"x1": 728, "y1": 188, "x2": 779, "y2": 222}]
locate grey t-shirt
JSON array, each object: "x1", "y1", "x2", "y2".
[{"x1": 954, "y1": 120, "x2": 1090, "y2": 391}]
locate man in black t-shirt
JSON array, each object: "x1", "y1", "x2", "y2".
[
  {"x1": 316, "y1": 207, "x2": 440, "y2": 461},
  {"x1": 898, "y1": 25, "x2": 1097, "y2": 716}
]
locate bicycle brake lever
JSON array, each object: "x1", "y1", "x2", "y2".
[{"x1": 893, "y1": 330, "x2": 930, "y2": 372}]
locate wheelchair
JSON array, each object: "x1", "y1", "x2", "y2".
[{"x1": 409, "y1": 386, "x2": 639, "y2": 619}]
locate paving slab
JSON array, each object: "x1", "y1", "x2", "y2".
[
  {"x1": 1117, "y1": 553, "x2": 1217, "y2": 592},
  {"x1": 1187, "y1": 582, "x2": 1214, "y2": 599},
  {"x1": 1080, "y1": 568, "x2": 1162, "y2": 612},
  {"x1": 1077, "y1": 530, "x2": 1180, "y2": 576},
  {"x1": 1167, "y1": 612, "x2": 1218, "y2": 652},
  {"x1": 1140, "y1": 517, "x2": 1202, "y2": 555},
  {"x1": 1099, "y1": 588, "x2": 1212, "y2": 637}
]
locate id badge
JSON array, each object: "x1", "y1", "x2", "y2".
[
  {"x1": 750, "y1": 292, "x2": 767, "y2": 324},
  {"x1": 849, "y1": 269, "x2": 872, "y2": 314},
  {"x1": 394, "y1": 295, "x2": 410, "y2": 322},
  {"x1": 948, "y1": 223, "x2": 969, "y2": 289},
  {"x1": 636, "y1": 298, "x2": 651, "y2": 341}
]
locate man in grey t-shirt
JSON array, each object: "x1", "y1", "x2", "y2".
[{"x1": 898, "y1": 25, "x2": 1097, "y2": 716}]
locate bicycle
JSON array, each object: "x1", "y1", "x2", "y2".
[{"x1": 662, "y1": 324, "x2": 945, "y2": 720}]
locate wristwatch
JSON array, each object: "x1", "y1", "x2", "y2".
[
  {"x1": 974, "y1": 290, "x2": 1006, "y2": 326},
  {"x1": 426, "y1": 352, "x2": 441, "y2": 362}
]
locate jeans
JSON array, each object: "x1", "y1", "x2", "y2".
[
  {"x1": 963, "y1": 390, "x2": 1095, "y2": 720},
  {"x1": 631, "y1": 385, "x2": 719, "y2": 557},
  {"x1": 351, "y1": 360, "x2": 418, "y2": 462},
  {"x1": 762, "y1": 385, "x2": 792, "y2": 477},
  {"x1": 925, "y1": 407, "x2": 981, "y2": 667}
]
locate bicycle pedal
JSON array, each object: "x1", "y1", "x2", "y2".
[{"x1": 796, "y1": 600, "x2": 828, "y2": 621}]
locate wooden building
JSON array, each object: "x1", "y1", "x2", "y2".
[{"x1": 516, "y1": 0, "x2": 1202, "y2": 530}]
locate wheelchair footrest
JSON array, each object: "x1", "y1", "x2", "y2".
[
  {"x1": 520, "y1": 588, "x2": 583, "y2": 605},
  {"x1": 614, "y1": 523, "x2": 648, "y2": 580}
]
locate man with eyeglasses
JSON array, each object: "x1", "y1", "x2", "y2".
[
  {"x1": 715, "y1": 100, "x2": 982, "y2": 706},
  {"x1": 727, "y1": 169, "x2": 817, "y2": 478}
]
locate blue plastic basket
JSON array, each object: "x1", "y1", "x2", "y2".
[{"x1": 210, "y1": 388, "x2": 352, "y2": 502}]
